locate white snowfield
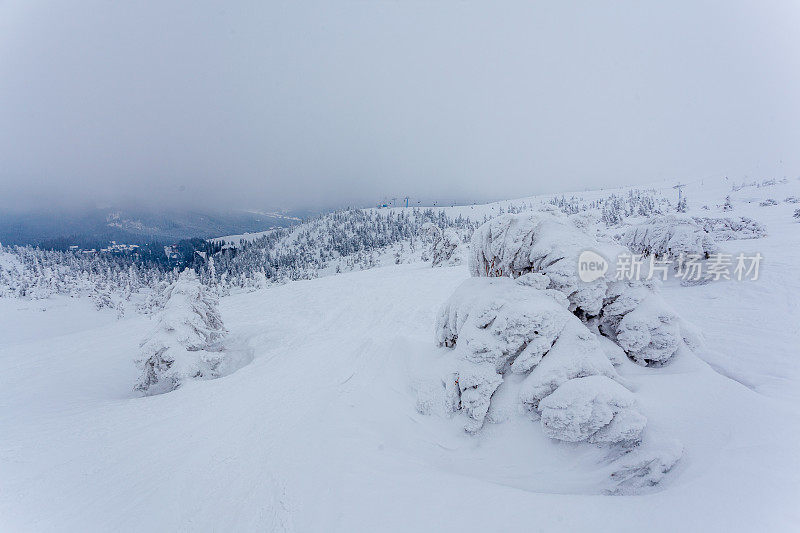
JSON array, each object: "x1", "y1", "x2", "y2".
[{"x1": 2, "y1": 177, "x2": 800, "y2": 531}]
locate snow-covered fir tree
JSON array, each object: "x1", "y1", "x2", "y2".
[{"x1": 134, "y1": 269, "x2": 228, "y2": 395}]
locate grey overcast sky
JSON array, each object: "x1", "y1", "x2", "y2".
[{"x1": 1, "y1": 1, "x2": 798, "y2": 210}]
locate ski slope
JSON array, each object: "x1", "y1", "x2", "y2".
[{"x1": 2, "y1": 177, "x2": 800, "y2": 531}]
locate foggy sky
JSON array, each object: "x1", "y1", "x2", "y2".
[{"x1": 1, "y1": 1, "x2": 799, "y2": 211}]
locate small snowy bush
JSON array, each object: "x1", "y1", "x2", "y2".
[
  {"x1": 693, "y1": 216, "x2": 765, "y2": 241},
  {"x1": 135, "y1": 270, "x2": 228, "y2": 395},
  {"x1": 621, "y1": 215, "x2": 717, "y2": 260},
  {"x1": 431, "y1": 228, "x2": 464, "y2": 267},
  {"x1": 607, "y1": 439, "x2": 684, "y2": 494}
]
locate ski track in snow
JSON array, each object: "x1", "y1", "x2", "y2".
[{"x1": 1, "y1": 177, "x2": 800, "y2": 531}]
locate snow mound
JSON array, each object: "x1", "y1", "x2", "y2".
[
  {"x1": 423, "y1": 210, "x2": 690, "y2": 490},
  {"x1": 433, "y1": 276, "x2": 635, "y2": 434}
]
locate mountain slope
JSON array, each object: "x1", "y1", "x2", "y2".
[{"x1": 1, "y1": 256, "x2": 798, "y2": 530}]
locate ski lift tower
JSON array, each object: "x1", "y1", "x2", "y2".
[{"x1": 673, "y1": 183, "x2": 686, "y2": 203}]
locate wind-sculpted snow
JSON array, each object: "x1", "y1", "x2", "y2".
[{"x1": 135, "y1": 270, "x2": 232, "y2": 395}]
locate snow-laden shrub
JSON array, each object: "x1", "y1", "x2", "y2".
[
  {"x1": 425, "y1": 211, "x2": 687, "y2": 489},
  {"x1": 436, "y1": 276, "x2": 571, "y2": 373},
  {"x1": 621, "y1": 215, "x2": 717, "y2": 260},
  {"x1": 467, "y1": 211, "x2": 687, "y2": 366},
  {"x1": 468, "y1": 212, "x2": 616, "y2": 316},
  {"x1": 692, "y1": 216, "x2": 765, "y2": 241},
  {"x1": 435, "y1": 277, "x2": 578, "y2": 431},
  {"x1": 431, "y1": 228, "x2": 464, "y2": 267},
  {"x1": 759, "y1": 198, "x2": 778, "y2": 207},
  {"x1": 607, "y1": 439, "x2": 684, "y2": 494},
  {"x1": 135, "y1": 270, "x2": 229, "y2": 395},
  {"x1": 599, "y1": 280, "x2": 682, "y2": 366},
  {"x1": 722, "y1": 196, "x2": 733, "y2": 211},
  {"x1": 433, "y1": 276, "x2": 641, "y2": 437},
  {"x1": 538, "y1": 375, "x2": 646, "y2": 445},
  {"x1": 420, "y1": 223, "x2": 441, "y2": 264},
  {"x1": 518, "y1": 320, "x2": 619, "y2": 414}
]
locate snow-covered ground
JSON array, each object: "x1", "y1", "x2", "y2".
[{"x1": 2, "y1": 177, "x2": 800, "y2": 531}]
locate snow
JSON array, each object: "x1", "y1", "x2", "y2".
[{"x1": 2, "y1": 176, "x2": 800, "y2": 530}]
